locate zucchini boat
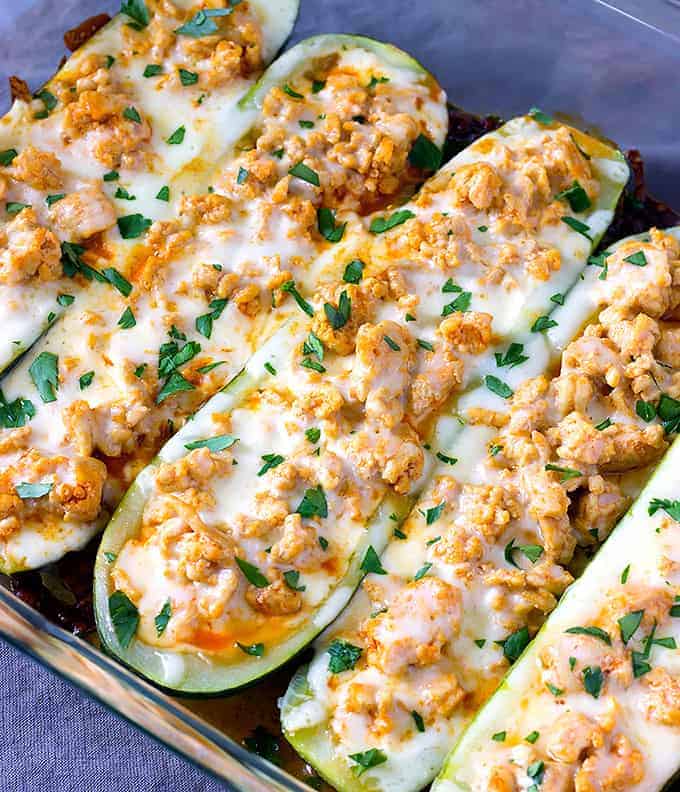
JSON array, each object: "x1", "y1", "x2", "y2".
[
  {"x1": 0, "y1": 34, "x2": 448, "y2": 574},
  {"x1": 0, "y1": 0, "x2": 298, "y2": 371},
  {"x1": 94, "y1": 117, "x2": 626, "y2": 695},
  {"x1": 436, "y1": 432, "x2": 680, "y2": 792},
  {"x1": 280, "y1": 226, "x2": 680, "y2": 791}
]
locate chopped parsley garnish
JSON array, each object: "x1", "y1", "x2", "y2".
[
  {"x1": 324, "y1": 290, "x2": 351, "y2": 330},
  {"x1": 618, "y1": 610, "x2": 644, "y2": 644},
  {"x1": 498, "y1": 626, "x2": 530, "y2": 663},
  {"x1": 623, "y1": 250, "x2": 648, "y2": 267},
  {"x1": 408, "y1": 134, "x2": 442, "y2": 171},
  {"x1": 485, "y1": 375, "x2": 513, "y2": 399},
  {"x1": 531, "y1": 315, "x2": 558, "y2": 332},
  {"x1": 264, "y1": 362, "x2": 276, "y2": 376},
  {"x1": 16, "y1": 481, "x2": 53, "y2": 499},
  {"x1": 442, "y1": 278, "x2": 462, "y2": 293},
  {"x1": 555, "y1": 180, "x2": 591, "y2": 212},
  {"x1": 648, "y1": 497, "x2": 680, "y2": 522},
  {"x1": 143, "y1": 64, "x2": 162, "y2": 77},
  {"x1": 317, "y1": 207, "x2": 346, "y2": 242},
  {"x1": 360, "y1": 545, "x2": 387, "y2": 575},
  {"x1": 367, "y1": 75, "x2": 390, "y2": 90},
  {"x1": 154, "y1": 600, "x2": 171, "y2": 636},
  {"x1": 303, "y1": 331, "x2": 324, "y2": 360},
  {"x1": 178, "y1": 68, "x2": 198, "y2": 86},
  {"x1": 34, "y1": 89, "x2": 57, "y2": 117},
  {"x1": 492, "y1": 731, "x2": 506, "y2": 742},
  {"x1": 477, "y1": 225, "x2": 488, "y2": 232},
  {"x1": 475, "y1": 639, "x2": 486, "y2": 648},
  {"x1": 79, "y1": 371, "x2": 95, "y2": 390},
  {"x1": 442, "y1": 291, "x2": 472, "y2": 315},
  {"x1": 237, "y1": 166, "x2": 249, "y2": 185},
  {"x1": 495, "y1": 342, "x2": 528, "y2": 369},
  {"x1": 29, "y1": 351, "x2": 59, "y2": 403},
  {"x1": 561, "y1": 215, "x2": 592, "y2": 240},
  {"x1": 527, "y1": 760, "x2": 545, "y2": 786},
  {"x1": 46, "y1": 193, "x2": 65, "y2": 206},
  {"x1": 117, "y1": 306, "x2": 136, "y2": 329},
  {"x1": 369, "y1": 209, "x2": 415, "y2": 234},
  {"x1": 283, "y1": 570, "x2": 306, "y2": 592},
  {"x1": 296, "y1": 485, "x2": 328, "y2": 519},
  {"x1": 6, "y1": 202, "x2": 29, "y2": 215},
  {"x1": 288, "y1": 161, "x2": 320, "y2": 186},
  {"x1": 550, "y1": 292, "x2": 565, "y2": 305},
  {"x1": 657, "y1": 393, "x2": 680, "y2": 433},
  {"x1": 258, "y1": 453, "x2": 284, "y2": 476},
  {"x1": 305, "y1": 427, "x2": 321, "y2": 443},
  {"x1": 525, "y1": 731, "x2": 540, "y2": 744},
  {"x1": 327, "y1": 639, "x2": 362, "y2": 673},
  {"x1": 311, "y1": 79, "x2": 326, "y2": 93},
  {"x1": 621, "y1": 564, "x2": 631, "y2": 584},
  {"x1": 117, "y1": 213, "x2": 151, "y2": 239},
  {"x1": 418, "y1": 339, "x2": 434, "y2": 351},
  {"x1": 103, "y1": 170, "x2": 119, "y2": 181},
  {"x1": 594, "y1": 417, "x2": 612, "y2": 431},
  {"x1": 299, "y1": 119, "x2": 315, "y2": 129},
  {"x1": 156, "y1": 185, "x2": 170, "y2": 201},
  {"x1": 343, "y1": 259, "x2": 364, "y2": 283},
  {"x1": 166, "y1": 125, "x2": 186, "y2": 144},
  {"x1": 582, "y1": 665, "x2": 604, "y2": 698},
  {"x1": 349, "y1": 748, "x2": 387, "y2": 777},
  {"x1": 57, "y1": 293, "x2": 74, "y2": 307},
  {"x1": 411, "y1": 711, "x2": 425, "y2": 732},
  {"x1": 282, "y1": 83, "x2": 304, "y2": 99},
  {"x1": 102, "y1": 267, "x2": 133, "y2": 296},
  {"x1": 383, "y1": 335, "x2": 400, "y2": 351},
  {"x1": 318, "y1": 536, "x2": 329, "y2": 551},
  {"x1": 195, "y1": 298, "x2": 228, "y2": 338},
  {"x1": 123, "y1": 105, "x2": 142, "y2": 124},
  {"x1": 546, "y1": 682, "x2": 564, "y2": 696},
  {"x1": 414, "y1": 562, "x2": 432, "y2": 581},
  {"x1": 175, "y1": 6, "x2": 236, "y2": 37},
  {"x1": 504, "y1": 538, "x2": 543, "y2": 567},
  {"x1": 636, "y1": 399, "x2": 656, "y2": 422},
  {"x1": 235, "y1": 557, "x2": 268, "y2": 588},
  {"x1": 156, "y1": 371, "x2": 194, "y2": 403},
  {"x1": 565, "y1": 626, "x2": 611, "y2": 645},
  {"x1": 109, "y1": 590, "x2": 139, "y2": 648},
  {"x1": 134, "y1": 363, "x2": 147, "y2": 378},
  {"x1": 280, "y1": 280, "x2": 314, "y2": 317},
  {"x1": 545, "y1": 463, "x2": 582, "y2": 481},
  {"x1": 184, "y1": 434, "x2": 238, "y2": 452},
  {"x1": 529, "y1": 107, "x2": 553, "y2": 125},
  {"x1": 272, "y1": 148, "x2": 284, "y2": 159},
  {"x1": 120, "y1": 0, "x2": 150, "y2": 29},
  {"x1": 301, "y1": 357, "x2": 326, "y2": 374},
  {"x1": 237, "y1": 642, "x2": 264, "y2": 657},
  {"x1": 103, "y1": 552, "x2": 117, "y2": 563},
  {"x1": 489, "y1": 444, "x2": 502, "y2": 456},
  {"x1": 0, "y1": 391, "x2": 35, "y2": 428},
  {"x1": 436, "y1": 451, "x2": 457, "y2": 466},
  {"x1": 0, "y1": 149, "x2": 18, "y2": 166},
  {"x1": 421, "y1": 501, "x2": 445, "y2": 526}
]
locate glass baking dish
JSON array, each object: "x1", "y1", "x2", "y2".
[{"x1": 1, "y1": 0, "x2": 680, "y2": 789}]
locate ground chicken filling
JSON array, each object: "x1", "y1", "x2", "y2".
[
  {"x1": 107, "y1": 120, "x2": 615, "y2": 656},
  {"x1": 0, "y1": 44, "x2": 446, "y2": 569},
  {"x1": 303, "y1": 229, "x2": 680, "y2": 776}
]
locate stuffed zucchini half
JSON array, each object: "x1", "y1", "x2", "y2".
[
  {"x1": 0, "y1": 35, "x2": 448, "y2": 576},
  {"x1": 280, "y1": 226, "x2": 680, "y2": 791},
  {"x1": 437, "y1": 433, "x2": 680, "y2": 792},
  {"x1": 0, "y1": 0, "x2": 298, "y2": 371},
  {"x1": 94, "y1": 118, "x2": 625, "y2": 696}
]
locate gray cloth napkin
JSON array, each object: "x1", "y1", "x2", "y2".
[{"x1": 0, "y1": 639, "x2": 227, "y2": 791}]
